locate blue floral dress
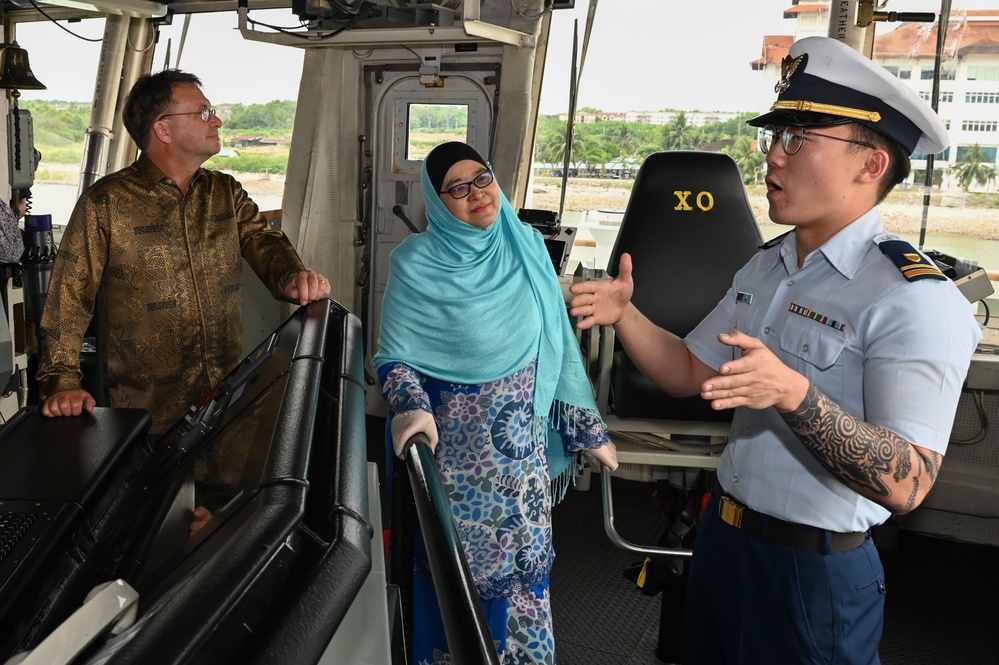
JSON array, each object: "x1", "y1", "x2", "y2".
[{"x1": 381, "y1": 358, "x2": 607, "y2": 665}]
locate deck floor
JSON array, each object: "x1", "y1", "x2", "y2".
[{"x1": 551, "y1": 475, "x2": 999, "y2": 665}]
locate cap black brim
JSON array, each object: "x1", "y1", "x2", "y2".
[{"x1": 747, "y1": 110, "x2": 853, "y2": 128}]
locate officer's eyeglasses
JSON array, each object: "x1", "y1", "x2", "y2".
[
  {"x1": 440, "y1": 171, "x2": 494, "y2": 200},
  {"x1": 158, "y1": 108, "x2": 218, "y2": 122},
  {"x1": 759, "y1": 124, "x2": 876, "y2": 155}
]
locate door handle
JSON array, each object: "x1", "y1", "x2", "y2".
[{"x1": 392, "y1": 205, "x2": 420, "y2": 234}]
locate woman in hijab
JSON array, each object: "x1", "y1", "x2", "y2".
[{"x1": 373, "y1": 142, "x2": 617, "y2": 665}]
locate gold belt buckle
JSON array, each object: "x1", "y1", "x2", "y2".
[{"x1": 719, "y1": 495, "x2": 744, "y2": 529}]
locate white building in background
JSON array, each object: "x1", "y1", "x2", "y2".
[
  {"x1": 557, "y1": 110, "x2": 739, "y2": 127},
  {"x1": 752, "y1": 4, "x2": 999, "y2": 190},
  {"x1": 623, "y1": 111, "x2": 740, "y2": 127}
]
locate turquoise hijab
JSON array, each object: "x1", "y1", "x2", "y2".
[{"x1": 372, "y1": 143, "x2": 602, "y2": 492}]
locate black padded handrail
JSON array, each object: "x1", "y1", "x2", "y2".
[{"x1": 403, "y1": 433, "x2": 500, "y2": 665}]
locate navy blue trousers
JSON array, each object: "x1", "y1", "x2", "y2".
[{"x1": 683, "y1": 493, "x2": 886, "y2": 665}]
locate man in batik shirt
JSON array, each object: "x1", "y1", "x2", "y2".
[{"x1": 37, "y1": 69, "x2": 330, "y2": 435}]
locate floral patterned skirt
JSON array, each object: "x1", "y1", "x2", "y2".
[
  {"x1": 412, "y1": 574, "x2": 556, "y2": 665},
  {"x1": 383, "y1": 359, "x2": 567, "y2": 664}
]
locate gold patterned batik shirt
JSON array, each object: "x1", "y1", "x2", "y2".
[{"x1": 37, "y1": 155, "x2": 304, "y2": 434}]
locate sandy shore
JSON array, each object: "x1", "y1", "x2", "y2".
[{"x1": 40, "y1": 166, "x2": 994, "y2": 241}]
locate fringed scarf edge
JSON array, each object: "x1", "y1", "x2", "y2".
[{"x1": 536, "y1": 399, "x2": 609, "y2": 506}]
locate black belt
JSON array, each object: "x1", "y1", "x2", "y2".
[{"x1": 717, "y1": 493, "x2": 867, "y2": 554}]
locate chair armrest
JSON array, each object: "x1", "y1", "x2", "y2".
[{"x1": 601, "y1": 467, "x2": 693, "y2": 558}]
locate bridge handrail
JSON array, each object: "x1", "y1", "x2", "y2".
[{"x1": 403, "y1": 433, "x2": 501, "y2": 665}]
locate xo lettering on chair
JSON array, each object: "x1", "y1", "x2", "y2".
[{"x1": 673, "y1": 190, "x2": 716, "y2": 212}]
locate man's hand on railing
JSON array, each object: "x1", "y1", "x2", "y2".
[
  {"x1": 585, "y1": 442, "x2": 619, "y2": 471},
  {"x1": 391, "y1": 409, "x2": 439, "y2": 458}
]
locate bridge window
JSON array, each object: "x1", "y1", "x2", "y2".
[{"x1": 407, "y1": 104, "x2": 469, "y2": 161}]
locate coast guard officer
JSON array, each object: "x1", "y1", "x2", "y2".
[{"x1": 569, "y1": 36, "x2": 982, "y2": 664}]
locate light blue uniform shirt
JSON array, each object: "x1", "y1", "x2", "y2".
[{"x1": 685, "y1": 208, "x2": 982, "y2": 532}]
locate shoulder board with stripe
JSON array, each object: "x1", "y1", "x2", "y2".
[
  {"x1": 760, "y1": 230, "x2": 793, "y2": 250},
  {"x1": 877, "y1": 238, "x2": 947, "y2": 282}
]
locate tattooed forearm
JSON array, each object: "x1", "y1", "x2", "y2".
[{"x1": 780, "y1": 383, "x2": 941, "y2": 513}]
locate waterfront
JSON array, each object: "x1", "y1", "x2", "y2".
[
  {"x1": 27, "y1": 178, "x2": 999, "y2": 291},
  {"x1": 565, "y1": 209, "x2": 999, "y2": 278},
  {"x1": 27, "y1": 180, "x2": 284, "y2": 225}
]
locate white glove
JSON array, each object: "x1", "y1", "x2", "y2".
[
  {"x1": 390, "y1": 409, "x2": 439, "y2": 459},
  {"x1": 585, "y1": 442, "x2": 619, "y2": 471}
]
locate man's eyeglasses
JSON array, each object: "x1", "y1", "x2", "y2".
[
  {"x1": 758, "y1": 124, "x2": 876, "y2": 156},
  {"x1": 158, "y1": 108, "x2": 217, "y2": 123},
  {"x1": 439, "y1": 171, "x2": 494, "y2": 200}
]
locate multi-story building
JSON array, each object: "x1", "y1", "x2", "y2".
[
  {"x1": 557, "y1": 110, "x2": 740, "y2": 127},
  {"x1": 752, "y1": 5, "x2": 999, "y2": 191},
  {"x1": 556, "y1": 111, "x2": 627, "y2": 123}
]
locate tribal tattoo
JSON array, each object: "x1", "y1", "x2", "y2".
[{"x1": 780, "y1": 383, "x2": 941, "y2": 514}]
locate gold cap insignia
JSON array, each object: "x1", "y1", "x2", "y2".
[{"x1": 775, "y1": 53, "x2": 806, "y2": 95}]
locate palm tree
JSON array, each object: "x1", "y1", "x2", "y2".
[
  {"x1": 723, "y1": 135, "x2": 766, "y2": 185},
  {"x1": 607, "y1": 123, "x2": 640, "y2": 160},
  {"x1": 662, "y1": 111, "x2": 696, "y2": 150},
  {"x1": 537, "y1": 128, "x2": 568, "y2": 170},
  {"x1": 949, "y1": 143, "x2": 997, "y2": 192}
]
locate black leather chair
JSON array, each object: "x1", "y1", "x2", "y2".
[
  {"x1": 580, "y1": 150, "x2": 764, "y2": 445},
  {"x1": 582, "y1": 153, "x2": 767, "y2": 656}
]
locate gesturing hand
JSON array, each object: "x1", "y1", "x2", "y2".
[
  {"x1": 568, "y1": 253, "x2": 635, "y2": 330},
  {"x1": 699, "y1": 331, "x2": 809, "y2": 413}
]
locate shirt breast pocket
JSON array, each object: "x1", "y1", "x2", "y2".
[{"x1": 779, "y1": 315, "x2": 847, "y2": 371}]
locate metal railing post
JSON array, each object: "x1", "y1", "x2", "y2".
[{"x1": 403, "y1": 433, "x2": 501, "y2": 665}]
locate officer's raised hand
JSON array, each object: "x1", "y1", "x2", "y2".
[{"x1": 569, "y1": 252, "x2": 635, "y2": 330}]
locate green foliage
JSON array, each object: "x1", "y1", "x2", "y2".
[
  {"x1": 966, "y1": 192, "x2": 999, "y2": 209},
  {"x1": 409, "y1": 104, "x2": 468, "y2": 132},
  {"x1": 408, "y1": 136, "x2": 468, "y2": 161},
  {"x1": 912, "y1": 168, "x2": 946, "y2": 187},
  {"x1": 722, "y1": 135, "x2": 766, "y2": 185},
  {"x1": 533, "y1": 111, "x2": 764, "y2": 175},
  {"x1": 17, "y1": 100, "x2": 91, "y2": 144},
  {"x1": 949, "y1": 143, "x2": 997, "y2": 192},
  {"x1": 661, "y1": 111, "x2": 697, "y2": 150},
  {"x1": 33, "y1": 168, "x2": 77, "y2": 183},
  {"x1": 224, "y1": 100, "x2": 297, "y2": 131},
  {"x1": 33, "y1": 128, "x2": 77, "y2": 148},
  {"x1": 38, "y1": 146, "x2": 85, "y2": 164},
  {"x1": 16, "y1": 99, "x2": 297, "y2": 178}
]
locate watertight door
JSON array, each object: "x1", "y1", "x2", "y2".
[{"x1": 363, "y1": 62, "x2": 496, "y2": 410}]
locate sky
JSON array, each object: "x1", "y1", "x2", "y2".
[{"x1": 10, "y1": 0, "x2": 990, "y2": 113}]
